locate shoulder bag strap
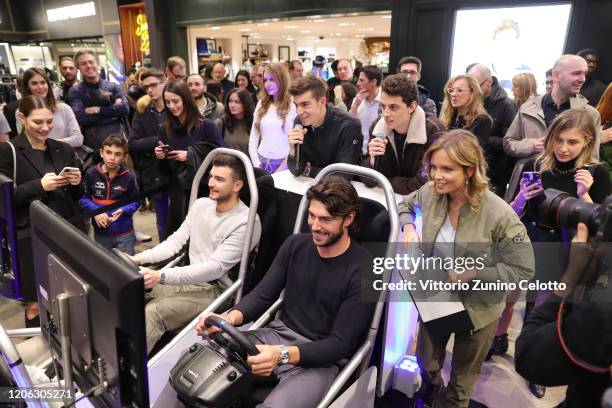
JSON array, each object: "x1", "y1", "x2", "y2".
[{"x1": 5, "y1": 141, "x2": 16, "y2": 186}]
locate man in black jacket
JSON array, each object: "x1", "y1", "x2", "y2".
[
  {"x1": 287, "y1": 76, "x2": 362, "y2": 177},
  {"x1": 467, "y1": 63, "x2": 518, "y2": 196},
  {"x1": 128, "y1": 68, "x2": 169, "y2": 240},
  {"x1": 396, "y1": 56, "x2": 437, "y2": 116}
]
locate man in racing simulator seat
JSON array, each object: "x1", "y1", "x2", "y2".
[
  {"x1": 198, "y1": 176, "x2": 376, "y2": 407},
  {"x1": 129, "y1": 153, "x2": 261, "y2": 354}
]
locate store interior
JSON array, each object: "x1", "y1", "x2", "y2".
[{"x1": 186, "y1": 12, "x2": 391, "y2": 80}]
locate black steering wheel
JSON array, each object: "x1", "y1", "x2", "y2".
[{"x1": 204, "y1": 315, "x2": 260, "y2": 370}]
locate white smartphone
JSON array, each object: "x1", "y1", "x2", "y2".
[{"x1": 58, "y1": 167, "x2": 80, "y2": 177}]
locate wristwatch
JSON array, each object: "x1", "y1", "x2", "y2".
[
  {"x1": 159, "y1": 271, "x2": 166, "y2": 285},
  {"x1": 277, "y1": 345, "x2": 289, "y2": 366}
]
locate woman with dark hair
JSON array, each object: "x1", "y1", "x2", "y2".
[
  {"x1": 18, "y1": 67, "x2": 83, "y2": 148},
  {"x1": 205, "y1": 80, "x2": 224, "y2": 107},
  {"x1": 234, "y1": 69, "x2": 258, "y2": 103},
  {"x1": 155, "y1": 79, "x2": 223, "y2": 235},
  {"x1": 0, "y1": 95, "x2": 84, "y2": 326},
  {"x1": 330, "y1": 81, "x2": 358, "y2": 111},
  {"x1": 215, "y1": 88, "x2": 254, "y2": 155}
]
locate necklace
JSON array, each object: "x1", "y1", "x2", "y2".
[{"x1": 551, "y1": 166, "x2": 577, "y2": 176}]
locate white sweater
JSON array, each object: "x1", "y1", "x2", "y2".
[
  {"x1": 136, "y1": 198, "x2": 261, "y2": 286},
  {"x1": 17, "y1": 102, "x2": 83, "y2": 148},
  {"x1": 248, "y1": 100, "x2": 297, "y2": 166}
]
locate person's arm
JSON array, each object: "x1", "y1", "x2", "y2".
[
  {"x1": 128, "y1": 112, "x2": 159, "y2": 152},
  {"x1": 591, "y1": 111, "x2": 601, "y2": 161},
  {"x1": 308, "y1": 119, "x2": 362, "y2": 178},
  {"x1": 398, "y1": 187, "x2": 422, "y2": 228},
  {"x1": 503, "y1": 112, "x2": 538, "y2": 158},
  {"x1": 476, "y1": 212, "x2": 534, "y2": 284},
  {"x1": 98, "y1": 84, "x2": 129, "y2": 118},
  {"x1": 0, "y1": 144, "x2": 45, "y2": 205},
  {"x1": 248, "y1": 103, "x2": 262, "y2": 167},
  {"x1": 297, "y1": 271, "x2": 374, "y2": 367},
  {"x1": 163, "y1": 223, "x2": 248, "y2": 285},
  {"x1": 59, "y1": 104, "x2": 84, "y2": 148},
  {"x1": 134, "y1": 201, "x2": 194, "y2": 264},
  {"x1": 68, "y1": 86, "x2": 100, "y2": 127},
  {"x1": 231, "y1": 238, "x2": 292, "y2": 322},
  {"x1": 117, "y1": 174, "x2": 141, "y2": 216},
  {"x1": 587, "y1": 164, "x2": 612, "y2": 203},
  {"x1": 79, "y1": 172, "x2": 103, "y2": 212}
]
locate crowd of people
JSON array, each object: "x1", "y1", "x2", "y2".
[{"x1": 0, "y1": 46, "x2": 610, "y2": 408}]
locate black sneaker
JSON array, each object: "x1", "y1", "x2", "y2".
[
  {"x1": 416, "y1": 384, "x2": 444, "y2": 408},
  {"x1": 485, "y1": 333, "x2": 509, "y2": 361}
]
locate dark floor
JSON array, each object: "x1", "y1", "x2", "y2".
[{"x1": 375, "y1": 389, "x2": 488, "y2": 408}]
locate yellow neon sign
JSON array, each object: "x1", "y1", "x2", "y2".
[{"x1": 135, "y1": 13, "x2": 150, "y2": 54}]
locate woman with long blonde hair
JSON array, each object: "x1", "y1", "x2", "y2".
[
  {"x1": 511, "y1": 72, "x2": 537, "y2": 108},
  {"x1": 248, "y1": 63, "x2": 297, "y2": 173},
  {"x1": 440, "y1": 74, "x2": 492, "y2": 149},
  {"x1": 399, "y1": 130, "x2": 533, "y2": 407},
  {"x1": 490, "y1": 110, "x2": 611, "y2": 397}
]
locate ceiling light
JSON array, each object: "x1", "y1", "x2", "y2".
[
  {"x1": 382, "y1": 15, "x2": 392, "y2": 19},
  {"x1": 257, "y1": 23, "x2": 269, "y2": 26},
  {"x1": 239, "y1": 28, "x2": 251, "y2": 32},
  {"x1": 313, "y1": 19, "x2": 325, "y2": 23},
  {"x1": 338, "y1": 23, "x2": 350, "y2": 26},
  {"x1": 336, "y1": 33, "x2": 341, "y2": 36},
  {"x1": 284, "y1": 25, "x2": 298, "y2": 29},
  {"x1": 211, "y1": 26, "x2": 221, "y2": 30},
  {"x1": 300, "y1": 30, "x2": 311, "y2": 33}
]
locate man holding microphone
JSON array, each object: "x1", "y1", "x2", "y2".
[{"x1": 287, "y1": 76, "x2": 362, "y2": 177}]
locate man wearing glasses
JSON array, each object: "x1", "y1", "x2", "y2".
[
  {"x1": 128, "y1": 68, "x2": 170, "y2": 241},
  {"x1": 396, "y1": 56, "x2": 437, "y2": 116},
  {"x1": 576, "y1": 48, "x2": 607, "y2": 107},
  {"x1": 545, "y1": 69, "x2": 553, "y2": 94},
  {"x1": 466, "y1": 63, "x2": 518, "y2": 197}
]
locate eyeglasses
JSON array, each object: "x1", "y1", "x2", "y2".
[
  {"x1": 143, "y1": 82, "x2": 162, "y2": 91},
  {"x1": 447, "y1": 88, "x2": 471, "y2": 95},
  {"x1": 545, "y1": 80, "x2": 553, "y2": 85},
  {"x1": 400, "y1": 70, "x2": 418, "y2": 77}
]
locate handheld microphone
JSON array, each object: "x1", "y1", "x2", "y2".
[
  {"x1": 294, "y1": 124, "x2": 304, "y2": 170},
  {"x1": 372, "y1": 130, "x2": 386, "y2": 172}
]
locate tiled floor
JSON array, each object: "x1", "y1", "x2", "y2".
[{"x1": 0, "y1": 208, "x2": 568, "y2": 407}]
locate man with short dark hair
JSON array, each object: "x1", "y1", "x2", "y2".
[
  {"x1": 350, "y1": 65, "x2": 383, "y2": 155},
  {"x1": 165, "y1": 56, "x2": 186, "y2": 81},
  {"x1": 187, "y1": 73, "x2": 223, "y2": 120},
  {"x1": 467, "y1": 63, "x2": 518, "y2": 196},
  {"x1": 55, "y1": 56, "x2": 78, "y2": 104},
  {"x1": 363, "y1": 74, "x2": 443, "y2": 194},
  {"x1": 68, "y1": 50, "x2": 130, "y2": 152},
  {"x1": 576, "y1": 48, "x2": 607, "y2": 106},
  {"x1": 198, "y1": 176, "x2": 375, "y2": 408},
  {"x1": 287, "y1": 76, "x2": 362, "y2": 177},
  {"x1": 130, "y1": 154, "x2": 261, "y2": 353},
  {"x1": 396, "y1": 56, "x2": 437, "y2": 115},
  {"x1": 545, "y1": 69, "x2": 553, "y2": 94},
  {"x1": 212, "y1": 62, "x2": 235, "y2": 98}
]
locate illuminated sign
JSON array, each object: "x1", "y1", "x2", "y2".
[
  {"x1": 135, "y1": 13, "x2": 150, "y2": 55},
  {"x1": 46, "y1": 1, "x2": 96, "y2": 23}
]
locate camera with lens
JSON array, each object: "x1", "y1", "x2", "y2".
[{"x1": 536, "y1": 189, "x2": 612, "y2": 242}]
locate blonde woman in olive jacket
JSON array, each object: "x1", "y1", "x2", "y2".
[{"x1": 398, "y1": 130, "x2": 534, "y2": 407}]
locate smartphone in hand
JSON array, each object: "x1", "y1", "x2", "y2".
[
  {"x1": 522, "y1": 171, "x2": 541, "y2": 184},
  {"x1": 58, "y1": 167, "x2": 80, "y2": 177},
  {"x1": 161, "y1": 145, "x2": 172, "y2": 153}
]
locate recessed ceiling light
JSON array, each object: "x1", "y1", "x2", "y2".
[
  {"x1": 338, "y1": 23, "x2": 350, "y2": 26},
  {"x1": 313, "y1": 19, "x2": 325, "y2": 23},
  {"x1": 300, "y1": 30, "x2": 311, "y2": 33},
  {"x1": 211, "y1": 26, "x2": 221, "y2": 30},
  {"x1": 239, "y1": 28, "x2": 251, "y2": 32},
  {"x1": 336, "y1": 33, "x2": 341, "y2": 36},
  {"x1": 284, "y1": 25, "x2": 298, "y2": 29}
]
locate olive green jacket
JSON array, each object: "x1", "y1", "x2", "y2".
[{"x1": 398, "y1": 183, "x2": 535, "y2": 330}]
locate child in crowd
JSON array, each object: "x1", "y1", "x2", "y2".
[{"x1": 80, "y1": 134, "x2": 141, "y2": 255}]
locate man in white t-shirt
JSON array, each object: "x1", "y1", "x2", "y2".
[{"x1": 129, "y1": 154, "x2": 261, "y2": 353}]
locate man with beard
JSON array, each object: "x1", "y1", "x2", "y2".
[
  {"x1": 187, "y1": 73, "x2": 224, "y2": 120},
  {"x1": 55, "y1": 56, "x2": 78, "y2": 104},
  {"x1": 129, "y1": 154, "x2": 261, "y2": 353},
  {"x1": 198, "y1": 176, "x2": 375, "y2": 408}
]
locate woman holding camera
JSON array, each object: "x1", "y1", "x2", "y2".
[
  {"x1": 488, "y1": 109, "x2": 611, "y2": 397},
  {"x1": 399, "y1": 130, "x2": 534, "y2": 407},
  {"x1": 155, "y1": 79, "x2": 222, "y2": 236},
  {"x1": 17, "y1": 67, "x2": 83, "y2": 148},
  {"x1": 0, "y1": 95, "x2": 84, "y2": 326}
]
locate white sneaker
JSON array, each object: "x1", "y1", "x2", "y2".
[{"x1": 135, "y1": 231, "x2": 152, "y2": 243}]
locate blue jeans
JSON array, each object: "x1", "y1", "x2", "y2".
[
  {"x1": 153, "y1": 191, "x2": 169, "y2": 242},
  {"x1": 94, "y1": 231, "x2": 136, "y2": 255}
]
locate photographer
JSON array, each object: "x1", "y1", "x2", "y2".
[
  {"x1": 500, "y1": 109, "x2": 611, "y2": 397},
  {"x1": 515, "y1": 222, "x2": 612, "y2": 407}
]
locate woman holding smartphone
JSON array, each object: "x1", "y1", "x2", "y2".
[
  {"x1": 0, "y1": 95, "x2": 84, "y2": 326},
  {"x1": 488, "y1": 109, "x2": 611, "y2": 397},
  {"x1": 155, "y1": 79, "x2": 222, "y2": 235}
]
